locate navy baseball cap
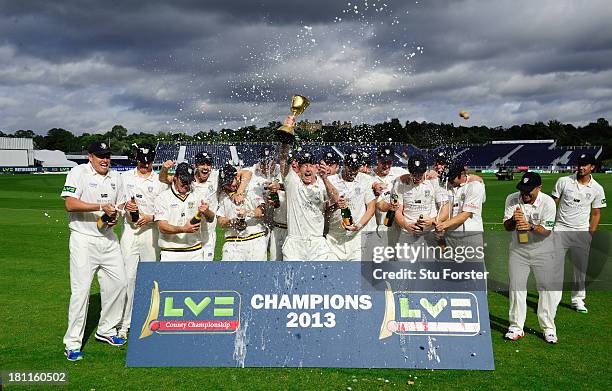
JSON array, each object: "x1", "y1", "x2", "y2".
[
  {"x1": 219, "y1": 164, "x2": 238, "y2": 187},
  {"x1": 296, "y1": 149, "x2": 317, "y2": 165},
  {"x1": 447, "y1": 161, "x2": 467, "y2": 180},
  {"x1": 344, "y1": 150, "x2": 363, "y2": 169},
  {"x1": 88, "y1": 141, "x2": 111, "y2": 158},
  {"x1": 175, "y1": 162, "x2": 195, "y2": 184},
  {"x1": 134, "y1": 143, "x2": 156, "y2": 162},
  {"x1": 408, "y1": 154, "x2": 427, "y2": 174},
  {"x1": 516, "y1": 172, "x2": 542, "y2": 193},
  {"x1": 576, "y1": 152, "x2": 596, "y2": 166},
  {"x1": 194, "y1": 151, "x2": 213, "y2": 166},
  {"x1": 376, "y1": 146, "x2": 395, "y2": 161},
  {"x1": 322, "y1": 151, "x2": 341, "y2": 165}
]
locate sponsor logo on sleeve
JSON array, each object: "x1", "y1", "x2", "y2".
[{"x1": 63, "y1": 185, "x2": 77, "y2": 193}]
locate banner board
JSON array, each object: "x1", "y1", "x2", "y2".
[{"x1": 126, "y1": 262, "x2": 494, "y2": 370}]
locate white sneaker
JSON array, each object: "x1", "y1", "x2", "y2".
[
  {"x1": 572, "y1": 301, "x2": 588, "y2": 314},
  {"x1": 544, "y1": 332, "x2": 558, "y2": 344},
  {"x1": 504, "y1": 329, "x2": 525, "y2": 341}
]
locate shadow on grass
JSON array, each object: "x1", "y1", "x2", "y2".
[
  {"x1": 489, "y1": 290, "x2": 541, "y2": 338},
  {"x1": 82, "y1": 293, "x2": 101, "y2": 348}
]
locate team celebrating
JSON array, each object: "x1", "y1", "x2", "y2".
[{"x1": 60, "y1": 139, "x2": 606, "y2": 360}]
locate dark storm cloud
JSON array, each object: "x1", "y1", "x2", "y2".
[{"x1": 0, "y1": 0, "x2": 610, "y2": 133}]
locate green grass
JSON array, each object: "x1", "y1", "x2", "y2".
[{"x1": 1, "y1": 173, "x2": 611, "y2": 390}]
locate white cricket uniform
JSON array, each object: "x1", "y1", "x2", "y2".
[
  {"x1": 366, "y1": 167, "x2": 408, "y2": 258},
  {"x1": 552, "y1": 174, "x2": 607, "y2": 305},
  {"x1": 217, "y1": 189, "x2": 267, "y2": 261},
  {"x1": 119, "y1": 169, "x2": 168, "y2": 333},
  {"x1": 154, "y1": 186, "x2": 215, "y2": 261},
  {"x1": 326, "y1": 173, "x2": 375, "y2": 261},
  {"x1": 250, "y1": 164, "x2": 288, "y2": 261},
  {"x1": 192, "y1": 170, "x2": 219, "y2": 261},
  {"x1": 503, "y1": 191, "x2": 561, "y2": 334},
  {"x1": 392, "y1": 178, "x2": 449, "y2": 260},
  {"x1": 446, "y1": 181, "x2": 486, "y2": 255},
  {"x1": 61, "y1": 163, "x2": 127, "y2": 351},
  {"x1": 282, "y1": 170, "x2": 334, "y2": 261}
]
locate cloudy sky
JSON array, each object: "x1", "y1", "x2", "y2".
[{"x1": 1, "y1": 0, "x2": 611, "y2": 135}]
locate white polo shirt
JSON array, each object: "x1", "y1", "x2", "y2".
[
  {"x1": 503, "y1": 191, "x2": 556, "y2": 252},
  {"x1": 552, "y1": 174, "x2": 607, "y2": 231},
  {"x1": 284, "y1": 169, "x2": 329, "y2": 238},
  {"x1": 217, "y1": 189, "x2": 266, "y2": 238},
  {"x1": 61, "y1": 163, "x2": 126, "y2": 237},
  {"x1": 393, "y1": 178, "x2": 449, "y2": 223},
  {"x1": 154, "y1": 186, "x2": 207, "y2": 250},
  {"x1": 121, "y1": 169, "x2": 168, "y2": 231},
  {"x1": 447, "y1": 181, "x2": 486, "y2": 232},
  {"x1": 327, "y1": 172, "x2": 376, "y2": 236},
  {"x1": 193, "y1": 170, "x2": 219, "y2": 196}
]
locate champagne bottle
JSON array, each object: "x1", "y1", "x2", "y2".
[
  {"x1": 129, "y1": 196, "x2": 139, "y2": 222},
  {"x1": 383, "y1": 194, "x2": 398, "y2": 227},
  {"x1": 341, "y1": 202, "x2": 353, "y2": 226},
  {"x1": 190, "y1": 211, "x2": 202, "y2": 225},
  {"x1": 234, "y1": 217, "x2": 247, "y2": 231},
  {"x1": 515, "y1": 207, "x2": 529, "y2": 244},
  {"x1": 268, "y1": 191, "x2": 280, "y2": 208},
  {"x1": 416, "y1": 213, "x2": 425, "y2": 230},
  {"x1": 97, "y1": 210, "x2": 116, "y2": 230},
  {"x1": 518, "y1": 228, "x2": 529, "y2": 244}
]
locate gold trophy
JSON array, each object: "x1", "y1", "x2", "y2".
[{"x1": 276, "y1": 95, "x2": 310, "y2": 143}]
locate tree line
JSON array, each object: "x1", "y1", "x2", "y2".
[{"x1": 2, "y1": 118, "x2": 610, "y2": 160}]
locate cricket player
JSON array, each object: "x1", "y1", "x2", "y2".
[
  {"x1": 61, "y1": 141, "x2": 127, "y2": 361},
  {"x1": 552, "y1": 152, "x2": 606, "y2": 313},
  {"x1": 118, "y1": 143, "x2": 168, "y2": 338},
  {"x1": 154, "y1": 163, "x2": 216, "y2": 261},
  {"x1": 216, "y1": 164, "x2": 268, "y2": 261},
  {"x1": 326, "y1": 151, "x2": 376, "y2": 261},
  {"x1": 250, "y1": 147, "x2": 287, "y2": 261},
  {"x1": 503, "y1": 172, "x2": 561, "y2": 344},
  {"x1": 390, "y1": 154, "x2": 450, "y2": 260},
  {"x1": 160, "y1": 153, "x2": 252, "y2": 260},
  {"x1": 426, "y1": 151, "x2": 483, "y2": 186},
  {"x1": 279, "y1": 142, "x2": 340, "y2": 261},
  {"x1": 434, "y1": 162, "x2": 486, "y2": 257},
  {"x1": 321, "y1": 151, "x2": 341, "y2": 176},
  {"x1": 371, "y1": 146, "x2": 409, "y2": 228}
]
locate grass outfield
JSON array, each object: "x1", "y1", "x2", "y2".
[{"x1": 0, "y1": 173, "x2": 611, "y2": 390}]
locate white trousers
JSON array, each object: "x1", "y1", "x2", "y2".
[
  {"x1": 119, "y1": 225, "x2": 159, "y2": 333},
  {"x1": 160, "y1": 248, "x2": 204, "y2": 261},
  {"x1": 222, "y1": 234, "x2": 268, "y2": 261},
  {"x1": 326, "y1": 231, "x2": 362, "y2": 261},
  {"x1": 554, "y1": 231, "x2": 592, "y2": 304},
  {"x1": 63, "y1": 231, "x2": 127, "y2": 351},
  {"x1": 282, "y1": 236, "x2": 334, "y2": 261},
  {"x1": 269, "y1": 226, "x2": 288, "y2": 261},
  {"x1": 508, "y1": 247, "x2": 563, "y2": 334},
  {"x1": 201, "y1": 226, "x2": 216, "y2": 261}
]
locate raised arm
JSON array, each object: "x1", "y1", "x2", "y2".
[
  {"x1": 279, "y1": 142, "x2": 291, "y2": 178},
  {"x1": 159, "y1": 160, "x2": 175, "y2": 185}
]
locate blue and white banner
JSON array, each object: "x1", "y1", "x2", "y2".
[{"x1": 126, "y1": 262, "x2": 494, "y2": 370}]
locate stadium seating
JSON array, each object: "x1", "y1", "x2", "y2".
[{"x1": 153, "y1": 141, "x2": 602, "y2": 171}]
